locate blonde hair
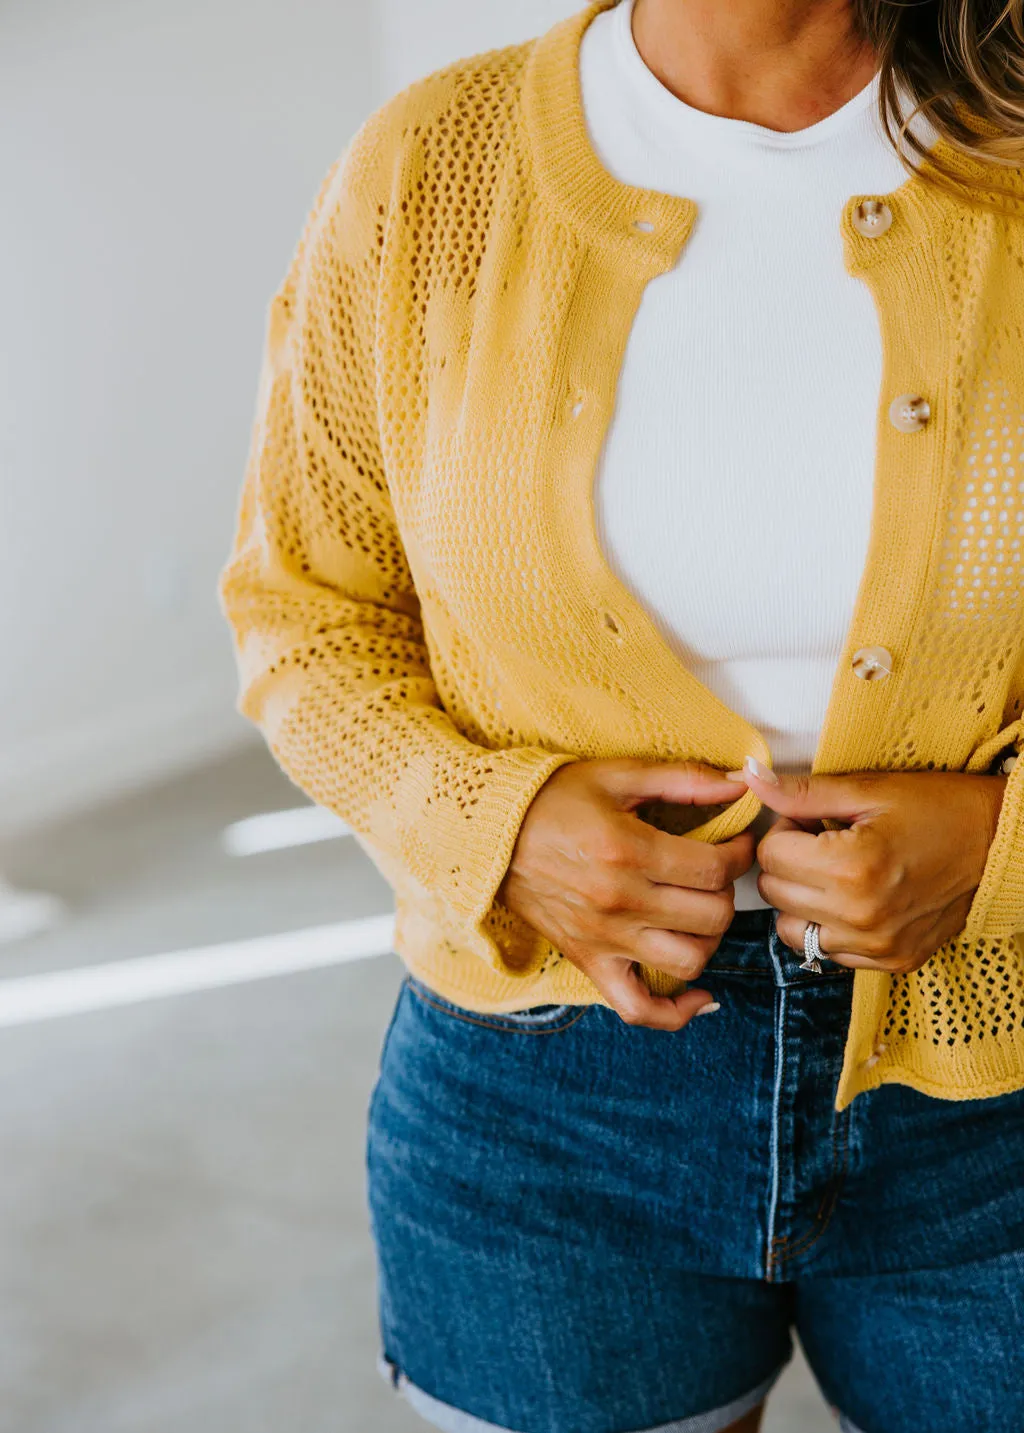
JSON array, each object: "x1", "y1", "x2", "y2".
[{"x1": 855, "y1": 0, "x2": 1024, "y2": 204}]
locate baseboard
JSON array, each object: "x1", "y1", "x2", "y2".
[{"x1": 0, "y1": 679, "x2": 260, "y2": 838}]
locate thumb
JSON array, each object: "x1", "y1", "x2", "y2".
[
  {"x1": 726, "y1": 756, "x2": 870, "y2": 824},
  {"x1": 600, "y1": 757, "x2": 759, "y2": 812}
]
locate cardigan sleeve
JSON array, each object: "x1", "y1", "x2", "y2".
[
  {"x1": 218, "y1": 109, "x2": 579, "y2": 979},
  {"x1": 961, "y1": 718, "x2": 1024, "y2": 941}
]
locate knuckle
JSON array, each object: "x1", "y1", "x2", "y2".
[
  {"x1": 587, "y1": 874, "x2": 630, "y2": 914},
  {"x1": 790, "y1": 775, "x2": 815, "y2": 805},
  {"x1": 835, "y1": 869, "x2": 861, "y2": 899},
  {"x1": 709, "y1": 898, "x2": 735, "y2": 936},
  {"x1": 859, "y1": 857, "x2": 885, "y2": 891},
  {"x1": 843, "y1": 896, "x2": 881, "y2": 931},
  {"x1": 843, "y1": 872, "x2": 877, "y2": 910},
  {"x1": 578, "y1": 909, "x2": 609, "y2": 941},
  {"x1": 858, "y1": 929, "x2": 894, "y2": 959},
  {"x1": 837, "y1": 854, "x2": 881, "y2": 899},
  {"x1": 680, "y1": 957, "x2": 707, "y2": 982},
  {"x1": 590, "y1": 832, "x2": 636, "y2": 869},
  {"x1": 668, "y1": 949, "x2": 704, "y2": 981},
  {"x1": 588, "y1": 813, "x2": 642, "y2": 861},
  {"x1": 831, "y1": 853, "x2": 865, "y2": 890},
  {"x1": 640, "y1": 932, "x2": 704, "y2": 981},
  {"x1": 695, "y1": 850, "x2": 730, "y2": 891}
]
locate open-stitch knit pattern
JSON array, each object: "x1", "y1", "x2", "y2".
[{"x1": 221, "y1": 0, "x2": 1024, "y2": 1106}]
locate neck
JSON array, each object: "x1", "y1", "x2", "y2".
[{"x1": 629, "y1": 0, "x2": 881, "y2": 132}]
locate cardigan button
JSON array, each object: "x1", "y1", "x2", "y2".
[
  {"x1": 888, "y1": 393, "x2": 930, "y2": 433},
  {"x1": 1001, "y1": 752, "x2": 1019, "y2": 775},
  {"x1": 851, "y1": 644, "x2": 893, "y2": 680},
  {"x1": 851, "y1": 199, "x2": 893, "y2": 238}
]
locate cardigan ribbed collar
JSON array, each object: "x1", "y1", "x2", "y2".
[{"x1": 519, "y1": 0, "x2": 1024, "y2": 267}]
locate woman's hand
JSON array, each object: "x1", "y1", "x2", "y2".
[
  {"x1": 731, "y1": 759, "x2": 1009, "y2": 973},
  {"x1": 498, "y1": 758, "x2": 757, "y2": 1030}
]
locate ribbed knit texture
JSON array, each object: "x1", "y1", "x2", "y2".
[
  {"x1": 579, "y1": 0, "x2": 939, "y2": 911},
  {"x1": 220, "y1": 0, "x2": 1024, "y2": 1108}
]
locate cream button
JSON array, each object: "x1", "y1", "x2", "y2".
[
  {"x1": 852, "y1": 199, "x2": 893, "y2": 238},
  {"x1": 1001, "y1": 753, "x2": 1019, "y2": 775},
  {"x1": 888, "y1": 393, "x2": 930, "y2": 433},
  {"x1": 851, "y1": 645, "x2": 893, "y2": 680}
]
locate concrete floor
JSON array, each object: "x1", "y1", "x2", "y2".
[{"x1": 0, "y1": 745, "x2": 835, "y2": 1433}]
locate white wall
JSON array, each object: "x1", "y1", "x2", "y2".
[
  {"x1": 0, "y1": 0, "x2": 589, "y2": 836},
  {"x1": 380, "y1": 0, "x2": 576, "y2": 95},
  {"x1": 0, "y1": 0, "x2": 381, "y2": 834}
]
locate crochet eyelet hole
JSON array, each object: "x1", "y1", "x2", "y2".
[
  {"x1": 632, "y1": 218, "x2": 655, "y2": 233},
  {"x1": 601, "y1": 609, "x2": 624, "y2": 639}
]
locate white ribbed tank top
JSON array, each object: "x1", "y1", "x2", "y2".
[{"x1": 578, "y1": 0, "x2": 936, "y2": 909}]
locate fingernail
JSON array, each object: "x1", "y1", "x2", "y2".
[
  {"x1": 694, "y1": 1001, "x2": 721, "y2": 1017},
  {"x1": 745, "y1": 755, "x2": 778, "y2": 784}
]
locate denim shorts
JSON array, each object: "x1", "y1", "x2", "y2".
[{"x1": 365, "y1": 907, "x2": 1024, "y2": 1433}]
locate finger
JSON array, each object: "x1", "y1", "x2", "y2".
[
  {"x1": 768, "y1": 891, "x2": 899, "y2": 964},
  {"x1": 589, "y1": 925, "x2": 714, "y2": 983},
  {"x1": 773, "y1": 914, "x2": 888, "y2": 971},
  {"x1": 756, "y1": 874, "x2": 833, "y2": 924},
  {"x1": 756, "y1": 826, "x2": 831, "y2": 886},
  {"x1": 633, "y1": 880, "x2": 736, "y2": 941},
  {"x1": 600, "y1": 759, "x2": 763, "y2": 811},
  {"x1": 640, "y1": 824, "x2": 757, "y2": 890},
  {"x1": 589, "y1": 956, "x2": 717, "y2": 1031},
  {"x1": 821, "y1": 951, "x2": 893, "y2": 970},
  {"x1": 634, "y1": 925, "x2": 716, "y2": 981},
  {"x1": 770, "y1": 814, "x2": 827, "y2": 836}
]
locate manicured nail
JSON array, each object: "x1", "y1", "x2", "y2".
[
  {"x1": 694, "y1": 1001, "x2": 721, "y2": 1017},
  {"x1": 744, "y1": 755, "x2": 778, "y2": 784}
]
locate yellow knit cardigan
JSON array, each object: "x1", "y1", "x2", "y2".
[{"x1": 220, "y1": 0, "x2": 1024, "y2": 1108}]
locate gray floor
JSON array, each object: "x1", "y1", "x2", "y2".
[{"x1": 0, "y1": 745, "x2": 835, "y2": 1433}]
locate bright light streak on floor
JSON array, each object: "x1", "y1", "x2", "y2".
[
  {"x1": 0, "y1": 882, "x2": 67, "y2": 945},
  {"x1": 221, "y1": 806, "x2": 351, "y2": 856},
  {"x1": 0, "y1": 913, "x2": 395, "y2": 1028}
]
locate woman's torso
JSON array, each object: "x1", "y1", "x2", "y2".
[{"x1": 580, "y1": 0, "x2": 939, "y2": 907}]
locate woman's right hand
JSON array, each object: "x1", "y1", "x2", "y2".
[{"x1": 497, "y1": 757, "x2": 758, "y2": 1030}]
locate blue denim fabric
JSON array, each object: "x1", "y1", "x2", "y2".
[{"x1": 365, "y1": 907, "x2": 1024, "y2": 1433}]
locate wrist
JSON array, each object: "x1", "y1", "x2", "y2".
[{"x1": 982, "y1": 772, "x2": 1010, "y2": 850}]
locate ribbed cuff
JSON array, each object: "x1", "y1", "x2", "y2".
[
  {"x1": 960, "y1": 752, "x2": 1024, "y2": 941},
  {"x1": 450, "y1": 747, "x2": 581, "y2": 981}
]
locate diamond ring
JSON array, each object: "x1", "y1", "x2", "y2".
[{"x1": 799, "y1": 920, "x2": 827, "y2": 974}]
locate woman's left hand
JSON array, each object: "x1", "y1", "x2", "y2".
[{"x1": 727, "y1": 761, "x2": 1009, "y2": 973}]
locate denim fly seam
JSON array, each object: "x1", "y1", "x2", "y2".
[{"x1": 764, "y1": 910, "x2": 854, "y2": 1283}]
